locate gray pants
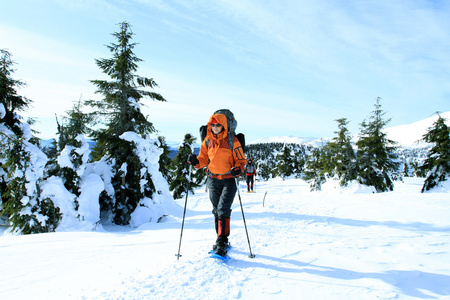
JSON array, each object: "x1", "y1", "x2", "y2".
[{"x1": 208, "y1": 177, "x2": 237, "y2": 218}]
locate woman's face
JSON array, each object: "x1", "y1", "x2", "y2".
[{"x1": 211, "y1": 123, "x2": 223, "y2": 135}]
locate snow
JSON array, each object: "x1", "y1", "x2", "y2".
[
  {"x1": 1, "y1": 177, "x2": 449, "y2": 299},
  {"x1": 0, "y1": 103, "x2": 5, "y2": 119},
  {"x1": 384, "y1": 112, "x2": 450, "y2": 148},
  {"x1": 120, "y1": 132, "x2": 178, "y2": 227},
  {"x1": 77, "y1": 174, "x2": 103, "y2": 224}
]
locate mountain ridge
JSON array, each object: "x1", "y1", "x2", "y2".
[{"x1": 248, "y1": 111, "x2": 450, "y2": 148}]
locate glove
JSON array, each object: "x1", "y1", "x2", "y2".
[
  {"x1": 230, "y1": 167, "x2": 241, "y2": 177},
  {"x1": 187, "y1": 154, "x2": 199, "y2": 166}
]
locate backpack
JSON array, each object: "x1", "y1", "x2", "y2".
[{"x1": 199, "y1": 109, "x2": 245, "y2": 153}]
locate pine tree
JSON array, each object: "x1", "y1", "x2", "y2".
[
  {"x1": 57, "y1": 100, "x2": 93, "y2": 149},
  {"x1": 327, "y1": 118, "x2": 357, "y2": 186},
  {"x1": 191, "y1": 158, "x2": 207, "y2": 187},
  {"x1": 0, "y1": 49, "x2": 31, "y2": 136},
  {"x1": 54, "y1": 101, "x2": 94, "y2": 198},
  {"x1": 276, "y1": 145, "x2": 295, "y2": 179},
  {"x1": 1, "y1": 50, "x2": 57, "y2": 233},
  {"x1": 421, "y1": 114, "x2": 450, "y2": 192},
  {"x1": 169, "y1": 134, "x2": 197, "y2": 199},
  {"x1": 258, "y1": 162, "x2": 271, "y2": 181},
  {"x1": 85, "y1": 22, "x2": 167, "y2": 225},
  {"x1": 1, "y1": 135, "x2": 56, "y2": 234},
  {"x1": 356, "y1": 97, "x2": 400, "y2": 192},
  {"x1": 1, "y1": 49, "x2": 29, "y2": 211},
  {"x1": 292, "y1": 147, "x2": 306, "y2": 178},
  {"x1": 157, "y1": 136, "x2": 173, "y2": 181},
  {"x1": 402, "y1": 159, "x2": 411, "y2": 177},
  {"x1": 304, "y1": 147, "x2": 327, "y2": 191}
]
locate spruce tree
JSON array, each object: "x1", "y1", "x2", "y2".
[
  {"x1": 1, "y1": 136, "x2": 58, "y2": 234},
  {"x1": 1, "y1": 49, "x2": 30, "y2": 212},
  {"x1": 255, "y1": 158, "x2": 272, "y2": 181},
  {"x1": 421, "y1": 114, "x2": 450, "y2": 192},
  {"x1": 276, "y1": 145, "x2": 294, "y2": 179},
  {"x1": 327, "y1": 118, "x2": 357, "y2": 186},
  {"x1": 54, "y1": 101, "x2": 94, "y2": 198},
  {"x1": 304, "y1": 147, "x2": 327, "y2": 191},
  {"x1": 57, "y1": 100, "x2": 93, "y2": 149},
  {"x1": 0, "y1": 50, "x2": 57, "y2": 233},
  {"x1": 0, "y1": 49, "x2": 31, "y2": 136},
  {"x1": 85, "y1": 22, "x2": 167, "y2": 225},
  {"x1": 356, "y1": 97, "x2": 400, "y2": 192},
  {"x1": 292, "y1": 148, "x2": 305, "y2": 178},
  {"x1": 169, "y1": 134, "x2": 198, "y2": 199},
  {"x1": 157, "y1": 136, "x2": 173, "y2": 181}
]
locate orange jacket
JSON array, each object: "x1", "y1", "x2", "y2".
[{"x1": 194, "y1": 113, "x2": 246, "y2": 179}]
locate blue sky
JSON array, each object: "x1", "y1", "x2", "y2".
[{"x1": 1, "y1": 0, "x2": 449, "y2": 143}]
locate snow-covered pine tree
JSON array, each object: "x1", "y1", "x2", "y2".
[
  {"x1": 0, "y1": 48, "x2": 31, "y2": 202},
  {"x1": 85, "y1": 22, "x2": 167, "y2": 225},
  {"x1": 276, "y1": 144, "x2": 295, "y2": 179},
  {"x1": 420, "y1": 113, "x2": 450, "y2": 192},
  {"x1": 0, "y1": 49, "x2": 58, "y2": 233},
  {"x1": 246, "y1": 142, "x2": 306, "y2": 180},
  {"x1": 258, "y1": 162, "x2": 273, "y2": 181},
  {"x1": 1, "y1": 135, "x2": 57, "y2": 234},
  {"x1": 169, "y1": 133, "x2": 197, "y2": 199},
  {"x1": 356, "y1": 97, "x2": 400, "y2": 192},
  {"x1": 53, "y1": 100, "x2": 94, "y2": 198},
  {"x1": 326, "y1": 118, "x2": 357, "y2": 186},
  {"x1": 297, "y1": 145, "x2": 308, "y2": 177},
  {"x1": 303, "y1": 146, "x2": 327, "y2": 191},
  {"x1": 402, "y1": 159, "x2": 411, "y2": 177}
]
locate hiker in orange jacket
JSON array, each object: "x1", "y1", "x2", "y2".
[{"x1": 188, "y1": 113, "x2": 246, "y2": 256}]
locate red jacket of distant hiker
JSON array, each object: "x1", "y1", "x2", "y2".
[{"x1": 193, "y1": 113, "x2": 246, "y2": 179}]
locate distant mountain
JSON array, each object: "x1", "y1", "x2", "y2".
[
  {"x1": 385, "y1": 111, "x2": 450, "y2": 148},
  {"x1": 40, "y1": 138, "x2": 56, "y2": 149},
  {"x1": 246, "y1": 111, "x2": 450, "y2": 148}
]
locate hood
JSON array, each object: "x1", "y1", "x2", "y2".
[{"x1": 206, "y1": 113, "x2": 228, "y2": 140}]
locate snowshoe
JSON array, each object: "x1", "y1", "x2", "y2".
[
  {"x1": 209, "y1": 243, "x2": 231, "y2": 261},
  {"x1": 214, "y1": 243, "x2": 229, "y2": 256}
]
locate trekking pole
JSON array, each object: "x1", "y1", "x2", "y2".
[
  {"x1": 235, "y1": 177, "x2": 256, "y2": 258},
  {"x1": 175, "y1": 165, "x2": 192, "y2": 261}
]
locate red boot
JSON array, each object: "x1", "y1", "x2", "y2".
[{"x1": 213, "y1": 217, "x2": 230, "y2": 255}]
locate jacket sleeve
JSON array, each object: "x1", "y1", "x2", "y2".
[
  {"x1": 232, "y1": 138, "x2": 246, "y2": 171},
  {"x1": 195, "y1": 139, "x2": 209, "y2": 169}
]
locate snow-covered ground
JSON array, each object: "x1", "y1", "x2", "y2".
[{"x1": 1, "y1": 177, "x2": 449, "y2": 299}]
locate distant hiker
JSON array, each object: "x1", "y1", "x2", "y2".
[
  {"x1": 244, "y1": 159, "x2": 256, "y2": 192},
  {"x1": 188, "y1": 112, "x2": 246, "y2": 256}
]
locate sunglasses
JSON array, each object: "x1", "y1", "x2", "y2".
[{"x1": 211, "y1": 123, "x2": 222, "y2": 128}]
